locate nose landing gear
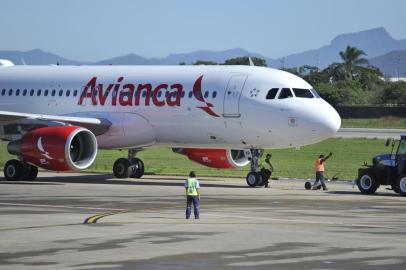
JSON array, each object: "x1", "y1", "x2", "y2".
[
  {"x1": 245, "y1": 149, "x2": 264, "y2": 187},
  {"x1": 113, "y1": 149, "x2": 145, "y2": 179}
]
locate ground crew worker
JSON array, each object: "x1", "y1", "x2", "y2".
[
  {"x1": 184, "y1": 171, "x2": 200, "y2": 219},
  {"x1": 313, "y1": 153, "x2": 332, "y2": 190},
  {"x1": 260, "y1": 154, "x2": 274, "y2": 188}
]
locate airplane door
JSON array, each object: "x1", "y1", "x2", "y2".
[{"x1": 223, "y1": 75, "x2": 247, "y2": 118}]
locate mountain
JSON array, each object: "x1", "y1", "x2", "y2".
[
  {"x1": 369, "y1": 50, "x2": 406, "y2": 77},
  {"x1": 0, "y1": 49, "x2": 85, "y2": 65},
  {"x1": 279, "y1": 28, "x2": 406, "y2": 69},
  {"x1": 0, "y1": 28, "x2": 405, "y2": 76},
  {"x1": 94, "y1": 48, "x2": 278, "y2": 66}
]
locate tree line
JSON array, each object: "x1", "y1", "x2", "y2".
[{"x1": 182, "y1": 46, "x2": 406, "y2": 106}]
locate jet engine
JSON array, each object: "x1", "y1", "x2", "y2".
[
  {"x1": 173, "y1": 148, "x2": 250, "y2": 169},
  {"x1": 7, "y1": 126, "x2": 97, "y2": 171}
]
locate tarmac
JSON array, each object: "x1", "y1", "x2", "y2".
[{"x1": 0, "y1": 172, "x2": 405, "y2": 270}]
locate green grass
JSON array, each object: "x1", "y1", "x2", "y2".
[
  {"x1": 0, "y1": 138, "x2": 391, "y2": 180},
  {"x1": 341, "y1": 117, "x2": 406, "y2": 128}
]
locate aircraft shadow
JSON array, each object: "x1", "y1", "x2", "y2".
[{"x1": 1, "y1": 174, "x2": 247, "y2": 189}]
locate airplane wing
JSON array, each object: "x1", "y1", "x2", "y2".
[{"x1": 0, "y1": 111, "x2": 111, "y2": 136}]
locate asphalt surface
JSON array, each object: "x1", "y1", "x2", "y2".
[{"x1": 0, "y1": 172, "x2": 405, "y2": 270}]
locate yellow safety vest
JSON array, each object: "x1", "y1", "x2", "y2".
[{"x1": 186, "y1": 178, "x2": 198, "y2": 196}]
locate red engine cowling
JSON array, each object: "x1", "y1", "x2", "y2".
[
  {"x1": 7, "y1": 126, "x2": 98, "y2": 171},
  {"x1": 173, "y1": 148, "x2": 250, "y2": 169}
]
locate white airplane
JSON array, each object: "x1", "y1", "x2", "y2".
[{"x1": 0, "y1": 59, "x2": 341, "y2": 186}]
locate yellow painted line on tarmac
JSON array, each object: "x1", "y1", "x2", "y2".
[{"x1": 83, "y1": 203, "x2": 183, "y2": 224}]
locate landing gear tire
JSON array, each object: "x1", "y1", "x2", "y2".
[
  {"x1": 22, "y1": 165, "x2": 38, "y2": 181},
  {"x1": 246, "y1": 172, "x2": 262, "y2": 187},
  {"x1": 113, "y1": 158, "x2": 131, "y2": 178},
  {"x1": 129, "y1": 158, "x2": 144, "y2": 178},
  {"x1": 357, "y1": 172, "x2": 379, "y2": 195},
  {"x1": 4, "y1": 159, "x2": 23, "y2": 181},
  {"x1": 397, "y1": 176, "x2": 406, "y2": 197}
]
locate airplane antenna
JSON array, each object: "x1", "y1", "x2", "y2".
[{"x1": 248, "y1": 57, "x2": 255, "y2": 66}]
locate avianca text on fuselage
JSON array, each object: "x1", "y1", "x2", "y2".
[{"x1": 78, "y1": 75, "x2": 220, "y2": 117}]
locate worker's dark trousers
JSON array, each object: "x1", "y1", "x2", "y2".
[
  {"x1": 186, "y1": 195, "x2": 199, "y2": 219},
  {"x1": 314, "y1": 171, "x2": 327, "y2": 190}
]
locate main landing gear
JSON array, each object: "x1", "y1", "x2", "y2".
[
  {"x1": 3, "y1": 159, "x2": 38, "y2": 181},
  {"x1": 113, "y1": 149, "x2": 145, "y2": 179},
  {"x1": 245, "y1": 149, "x2": 265, "y2": 187}
]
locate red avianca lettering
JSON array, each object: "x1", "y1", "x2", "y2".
[
  {"x1": 78, "y1": 77, "x2": 182, "y2": 107},
  {"x1": 78, "y1": 76, "x2": 220, "y2": 118}
]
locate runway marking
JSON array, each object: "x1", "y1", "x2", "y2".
[
  {"x1": 204, "y1": 213, "x2": 406, "y2": 231},
  {"x1": 0, "y1": 202, "x2": 128, "y2": 211},
  {"x1": 84, "y1": 212, "x2": 129, "y2": 224}
]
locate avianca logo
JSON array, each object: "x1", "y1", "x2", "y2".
[{"x1": 78, "y1": 75, "x2": 220, "y2": 117}]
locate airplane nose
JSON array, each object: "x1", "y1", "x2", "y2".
[{"x1": 320, "y1": 102, "x2": 341, "y2": 135}]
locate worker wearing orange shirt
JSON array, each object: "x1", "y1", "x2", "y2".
[{"x1": 313, "y1": 153, "x2": 332, "y2": 190}]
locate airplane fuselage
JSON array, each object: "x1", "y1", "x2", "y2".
[{"x1": 0, "y1": 65, "x2": 341, "y2": 150}]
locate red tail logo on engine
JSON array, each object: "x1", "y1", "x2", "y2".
[
  {"x1": 37, "y1": 137, "x2": 53, "y2": 164},
  {"x1": 78, "y1": 75, "x2": 220, "y2": 118}
]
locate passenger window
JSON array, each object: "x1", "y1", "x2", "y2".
[
  {"x1": 59, "y1": 90, "x2": 63, "y2": 97},
  {"x1": 8, "y1": 89, "x2": 12, "y2": 96},
  {"x1": 292, "y1": 88, "x2": 314, "y2": 98},
  {"x1": 66, "y1": 90, "x2": 70, "y2": 97},
  {"x1": 278, "y1": 88, "x2": 293, "y2": 99},
  {"x1": 266, "y1": 88, "x2": 279, "y2": 99},
  {"x1": 204, "y1": 91, "x2": 209, "y2": 98},
  {"x1": 51, "y1": 90, "x2": 56, "y2": 96},
  {"x1": 37, "y1": 90, "x2": 42, "y2": 96},
  {"x1": 181, "y1": 91, "x2": 185, "y2": 98},
  {"x1": 1, "y1": 89, "x2": 5, "y2": 95},
  {"x1": 23, "y1": 89, "x2": 27, "y2": 96},
  {"x1": 45, "y1": 90, "x2": 49, "y2": 96},
  {"x1": 73, "y1": 90, "x2": 78, "y2": 97},
  {"x1": 188, "y1": 91, "x2": 193, "y2": 98},
  {"x1": 30, "y1": 89, "x2": 34, "y2": 96},
  {"x1": 212, "y1": 91, "x2": 217, "y2": 98},
  {"x1": 16, "y1": 89, "x2": 20, "y2": 96},
  {"x1": 142, "y1": 91, "x2": 146, "y2": 98}
]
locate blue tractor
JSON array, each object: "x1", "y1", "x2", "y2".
[{"x1": 357, "y1": 135, "x2": 406, "y2": 196}]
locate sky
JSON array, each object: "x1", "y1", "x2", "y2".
[{"x1": 1, "y1": 0, "x2": 405, "y2": 62}]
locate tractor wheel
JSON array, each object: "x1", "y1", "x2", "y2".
[
  {"x1": 397, "y1": 176, "x2": 406, "y2": 197},
  {"x1": 357, "y1": 172, "x2": 379, "y2": 195}
]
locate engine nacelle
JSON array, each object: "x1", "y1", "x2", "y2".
[
  {"x1": 173, "y1": 148, "x2": 250, "y2": 169},
  {"x1": 8, "y1": 126, "x2": 98, "y2": 171}
]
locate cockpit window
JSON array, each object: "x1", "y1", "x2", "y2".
[
  {"x1": 310, "y1": 88, "x2": 321, "y2": 98},
  {"x1": 292, "y1": 88, "x2": 314, "y2": 98},
  {"x1": 266, "y1": 88, "x2": 279, "y2": 99},
  {"x1": 278, "y1": 88, "x2": 293, "y2": 99}
]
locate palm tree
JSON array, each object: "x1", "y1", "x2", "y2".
[{"x1": 338, "y1": 46, "x2": 369, "y2": 80}]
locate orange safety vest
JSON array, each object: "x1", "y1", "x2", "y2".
[{"x1": 315, "y1": 158, "x2": 325, "y2": 172}]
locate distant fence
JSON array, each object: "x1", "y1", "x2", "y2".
[{"x1": 335, "y1": 105, "x2": 406, "y2": 119}]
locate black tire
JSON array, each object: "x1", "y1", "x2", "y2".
[
  {"x1": 397, "y1": 176, "x2": 406, "y2": 197},
  {"x1": 304, "y1": 182, "x2": 312, "y2": 190},
  {"x1": 129, "y1": 158, "x2": 144, "y2": 178},
  {"x1": 113, "y1": 158, "x2": 131, "y2": 178},
  {"x1": 4, "y1": 159, "x2": 24, "y2": 181},
  {"x1": 22, "y1": 165, "x2": 38, "y2": 181},
  {"x1": 246, "y1": 172, "x2": 261, "y2": 187},
  {"x1": 357, "y1": 172, "x2": 380, "y2": 195},
  {"x1": 391, "y1": 183, "x2": 400, "y2": 194}
]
